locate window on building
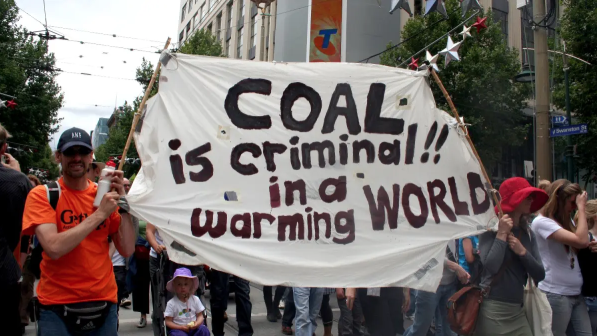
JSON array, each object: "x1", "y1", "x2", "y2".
[
  {"x1": 186, "y1": 22, "x2": 191, "y2": 38},
  {"x1": 226, "y1": 39, "x2": 231, "y2": 57},
  {"x1": 199, "y1": 5, "x2": 204, "y2": 22},
  {"x1": 193, "y1": 12, "x2": 198, "y2": 29},
  {"x1": 216, "y1": 13, "x2": 222, "y2": 41},
  {"x1": 250, "y1": 4, "x2": 258, "y2": 49},
  {"x1": 493, "y1": 8, "x2": 508, "y2": 40},
  {"x1": 237, "y1": 0, "x2": 245, "y2": 58},
  {"x1": 188, "y1": 0, "x2": 193, "y2": 13},
  {"x1": 202, "y1": 4, "x2": 207, "y2": 20},
  {"x1": 181, "y1": 3, "x2": 187, "y2": 22},
  {"x1": 226, "y1": 2, "x2": 233, "y2": 31},
  {"x1": 414, "y1": 0, "x2": 422, "y2": 15},
  {"x1": 207, "y1": 0, "x2": 212, "y2": 12},
  {"x1": 179, "y1": 30, "x2": 184, "y2": 42},
  {"x1": 207, "y1": 23, "x2": 213, "y2": 34},
  {"x1": 521, "y1": 19, "x2": 535, "y2": 67}
]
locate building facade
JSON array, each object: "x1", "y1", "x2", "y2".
[
  {"x1": 92, "y1": 117, "x2": 109, "y2": 149},
  {"x1": 178, "y1": 0, "x2": 277, "y2": 61}
]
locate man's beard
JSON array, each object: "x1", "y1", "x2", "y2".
[{"x1": 64, "y1": 162, "x2": 88, "y2": 178}]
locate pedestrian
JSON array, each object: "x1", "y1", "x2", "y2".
[
  {"x1": 22, "y1": 127, "x2": 136, "y2": 335},
  {"x1": 293, "y1": 287, "x2": 325, "y2": 336},
  {"x1": 533, "y1": 179, "x2": 592, "y2": 335},
  {"x1": 457, "y1": 235, "x2": 480, "y2": 279},
  {"x1": 210, "y1": 269, "x2": 254, "y2": 336},
  {"x1": 575, "y1": 200, "x2": 597, "y2": 334},
  {"x1": 0, "y1": 124, "x2": 32, "y2": 336},
  {"x1": 402, "y1": 242, "x2": 466, "y2": 336},
  {"x1": 320, "y1": 288, "x2": 335, "y2": 336},
  {"x1": 281, "y1": 287, "x2": 296, "y2": 335},
  {"x1": 336, "y1": 287, "x2": 365, "y2": 336},
  {"x1": 147, "y1": 221, "x2": 168, "y2": 336},
  {"x1": 133, "y1": 219, "x2": 151, "y2": 328},
  {"x1": 165, "y1": 267, "x2": 210, "y2": 336},
  {"x1": 474, "y1": 177, "x2": 548, "y2": 336},
  {"x1": 263, "y1": 285, "x2": 286, "y2": 322}
]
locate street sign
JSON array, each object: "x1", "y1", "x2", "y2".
[
  {"x1": 551, "y1": 115, "x2": 568, "y2": 126},
  {"x1": 550, "y1": 124, "x2": 588, "y2": 137}
]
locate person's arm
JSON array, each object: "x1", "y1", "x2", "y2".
[
  {"x1": 479, "y1": 230, "x2": 508, "y2": 276},
  {"x1": 193, "y1": 312, "x2": 205, "y2": 329},
  {"x1": 112, "y1": 213, "x2": 135, "y2": 258},
  {"x1": 165, "y1": 316, "x2": 188, "y2": 331},
  {"x1": 35, "y1": 192, "x2": 120, "y2": 260},
  {"x1": 548, "y1": 191, "x2": 590, "y2": 249},
  {"x1": 109, "y1": 241, "x2": 116, "y2": 258},
  {"x1": 462, "y1": 238, "x2": 475, "y2": 264},
  {"x1": 146, "y1": 222, "x2": 166, "y2": 254},
  {"x1": 519, "y1": 232, "x2": 546, "y2": 283},
  {"x1": 445, "y1": 259, "x2": 470, "y2": 284},
  {"x1": 106, "y1": 171, "x2": 135, "y2": 258},
  {"x1": 402, "y1": 288, "x2": 410, "y2": 313}
]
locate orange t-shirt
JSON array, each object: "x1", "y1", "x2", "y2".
[{"x1": 22, "y1": 178, "x2": 121, "y2": 305}]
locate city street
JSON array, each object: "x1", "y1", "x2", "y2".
[{"x1": 24, "y1": 284, "x2": 362, "y2": 336}]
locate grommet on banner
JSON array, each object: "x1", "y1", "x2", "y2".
[
  {"x1": 224, "y1": 191, "x2": 238, "y2": 201},
  {"x1": 159, "y1": 50, "x2": 178, "y2": 70}
]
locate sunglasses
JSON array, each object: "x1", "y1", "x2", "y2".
[{"x1": 63, "y1": 147, "x2": 92, "y2": 157}]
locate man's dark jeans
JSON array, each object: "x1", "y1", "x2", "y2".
[
  {"x1": 210, "y1": 269, "x2": 253, "y2": 336},
  {"x1": 282, "y1": 287, "x2": 295, "y2": 328},
  {"x1": 338, "y1": 293, "x2": 365, "y2": 336}
]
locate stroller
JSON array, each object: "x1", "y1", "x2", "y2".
[{"x1": 152, "y1": 251, "x2": 208, "y2": 336}]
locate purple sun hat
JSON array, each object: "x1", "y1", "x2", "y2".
[{"x1": 166, "y1": 268, "x2": 199, "y2": 294}]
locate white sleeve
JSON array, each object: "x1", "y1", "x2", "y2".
[
  {"x1": 164, "y1": 300, "x2": 176, "y2": 317},
  {"x1": 532, "y1": 216, "x2": 562, "y2": 240},
  {"x1": 193, "y1": 296, "x2": 205, "y2": 314}
]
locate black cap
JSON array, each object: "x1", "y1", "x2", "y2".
[{"x1": 57, "y1": 127, "x2": 93, "y2": 152}]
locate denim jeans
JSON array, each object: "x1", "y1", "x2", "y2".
[
  {"x1": 282, "y1": 287, "x2": 296, "y2": 328},
  {"x1": 38, "y1": 303, "x2": 118, "y2": 336},
  {"x1": 403, "y1": 282, "x2": 457, "y2": 336},
  {"x1": 293, "y1": 287, "x2": 324, "y2": 336},
  {"x1": 585, "y1": 297, "x2": 597, "y2": 335},
  {"x1": 543, "y1": 291, "x2": 592, "y2": 336},
  {"x1": 338, "y1": 292, "x2": 365, "y2": 336},
  {"x1": 210, "y1": 269, "x2": 253, "y2": 336}
]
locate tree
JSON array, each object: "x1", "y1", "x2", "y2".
[
  {"x1": 380, "y1": 1, "x2": 530, "y2": 171},
  {"x1": 551, "y1": 0, "x2": 597, "y2": 185},
  {"x1": 178, "y1": 28, "x2": 223, "y2": 57},
  {"x1": 0, "y1": 0, "x2": 63, "y2": 175}
]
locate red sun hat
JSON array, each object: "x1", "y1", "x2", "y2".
[{"x1": 495, "y1": 177, "x2": 548, "y2": 214}]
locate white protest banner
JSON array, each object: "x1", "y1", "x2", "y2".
[{"x1": 127, "y1": 54, "x2": 495, "y2": 291}]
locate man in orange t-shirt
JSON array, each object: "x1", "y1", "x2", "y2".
[{"x1": 22, "y1": 127, "x2": 136, "y2": 335}]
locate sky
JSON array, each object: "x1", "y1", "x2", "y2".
[{"x1": 15, "y1": 0, "x2": 180, "y2": 149}]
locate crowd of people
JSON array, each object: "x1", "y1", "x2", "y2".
[{"x1": 2, "y1": 122, "x2": 597, "y2": 336}]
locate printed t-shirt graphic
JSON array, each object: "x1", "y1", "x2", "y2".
[{"x1": 22, "y1": 178, "x2": 121, "y2": 305}]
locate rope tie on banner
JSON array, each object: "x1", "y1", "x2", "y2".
[{"x1": 446, "y1": 116, "x2": 470, "y2": 137}]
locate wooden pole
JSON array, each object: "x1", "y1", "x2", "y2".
[
  {"x1": 118, "y1": 38, "x2": 171, "y2": 171},
  {"x1": 430, "y1": 68, "x2": 504, "y2": 217}
]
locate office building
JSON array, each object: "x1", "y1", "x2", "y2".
[
  {"x1": 178, "y1": 0, "x2": 277, "y2": 61},
  {"x1": 92, "y1": 118, "x2": 109, "y2": 149}
]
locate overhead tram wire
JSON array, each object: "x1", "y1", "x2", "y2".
[
  {"x1": 47, "y1": 25, "x2": 165, "y2": 43},
  {"x1": 57, "y1": 70, "x2": 137, "y2": 81}
]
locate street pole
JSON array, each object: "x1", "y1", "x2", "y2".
[
  {"x1": 563, "y1": 44, "x2": 574, "y2": 182},
  {"x1": 533, "y1": 0, "x2": 552, "y2": 182}
]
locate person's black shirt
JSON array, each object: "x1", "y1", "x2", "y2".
[{"x1": 0, "y1": 165, "x2": 32, "y2": 285}]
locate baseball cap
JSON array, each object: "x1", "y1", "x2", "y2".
[{"x1": 57, "y1": 127, "x2": 93, "y2": 152}]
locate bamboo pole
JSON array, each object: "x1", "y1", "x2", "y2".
[
  {"x1": 118, "y1": 38, "x2": 171, "y2": 171},
  {"x1": 429, "y1": 68, "x2": 504, "y2": 217}
]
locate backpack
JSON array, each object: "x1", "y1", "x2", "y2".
[{"x1": 27, "y1": 181, "x2": 61, "y2": 279}]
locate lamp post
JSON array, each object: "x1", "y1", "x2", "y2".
[
  {"x1": 515, "y1": 65, "x2": 536, "y2": 185},
  {"x1": 563, "y1": 42, "x2": 574, "y2": 182},
  {"x1": 250, "y1": 0, "x2": 274, "y2": 61}
]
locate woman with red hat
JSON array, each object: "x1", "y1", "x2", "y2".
[
  {"x1": 531, "y1": 179, "x2": 592, "y2": 335},
  {"x1": 474, "y1": 177, "x2": 548, "y2": 336}
]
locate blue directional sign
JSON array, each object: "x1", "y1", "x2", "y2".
[
  {"x1": 550, "y1": 124, "x2": 588, "y2": 138},
  {"x1": 551, "y1": 116, "x2": 568, "y2": 126}
]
